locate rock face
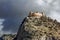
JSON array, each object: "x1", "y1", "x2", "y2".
[{"x1": 14, "y1": 12, "x2": 60, "y2": 40}]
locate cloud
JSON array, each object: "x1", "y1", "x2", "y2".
[
  {"x1": 0, "y1": 19, "x2": 5, "y2": 36},
  {"x1": 35, "y1": 0, "x2": 45, "y2": 6},
  {"x1": 0, "y1": 0, "x2": 26, "y2": 33},
  {"x1": 0, "y1": 0, "x2": 60, "y2": 33},
  {"x1": 49, "y1": 11, "x2": 60, "y2": 22},
  {"x1": 35, "y1": 0, "x2": 60, "y2": 22},
  {"x1": 0, "y1": 19, "x2": 5, "y2": 30}
]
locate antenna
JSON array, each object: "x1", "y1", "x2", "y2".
[
  {"x1": 42, "y1": 8, "x2": 46, "y2": 16},
  {"x1": 42, "y1": 7, "x2": 45, "y2": 13}
]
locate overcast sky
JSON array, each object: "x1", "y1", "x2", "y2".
[{"x1": 0, "y1": 0, "x2": 60, "y2": 35}]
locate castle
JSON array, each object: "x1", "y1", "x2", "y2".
[{"x1": 28, "y1": 11, "x2": 45, "y2": 18}]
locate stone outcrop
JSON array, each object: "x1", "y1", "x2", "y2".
[
  {"x1": 14, "y1": 12, "x2": 60, "y2": 40},
  {"x1": 2, "y1": 34, "x2": 16, "y2": 40}
]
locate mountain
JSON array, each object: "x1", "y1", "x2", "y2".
[
  {"x1": 14, "y1": 12, "x2": 60, "y2": 40},
  {"x1": 2, "y1": 34, "x2": 16, "y2": 40}
]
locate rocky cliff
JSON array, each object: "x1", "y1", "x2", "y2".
[{"x1": 14, "y1": 12, "x2": 60, "y2": 40}]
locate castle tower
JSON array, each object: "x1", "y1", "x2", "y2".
[{"x1": 28, "y1": 11, "x2": 33, "y2": 17}]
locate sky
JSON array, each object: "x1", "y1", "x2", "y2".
[{"x1": 0, "y1": 0, "x2": 60, "y2": 35}]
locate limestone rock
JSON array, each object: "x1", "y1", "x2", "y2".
[{"x1": 14, "y1": 12, "x2": 60, "y2": 40}]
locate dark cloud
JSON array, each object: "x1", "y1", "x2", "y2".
[
  {"x1": 0, "y1": 0, "x2": 43, "y2": 33},
  {"x1": 1, "y1": 0, "x2": 38, "y2": 33},
  {"x1": 0, "y1": 0, "x2": 60, "y2": 33},
  {"x1": 0, "y1": 0, "x2": 28, "y2": 33}
]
